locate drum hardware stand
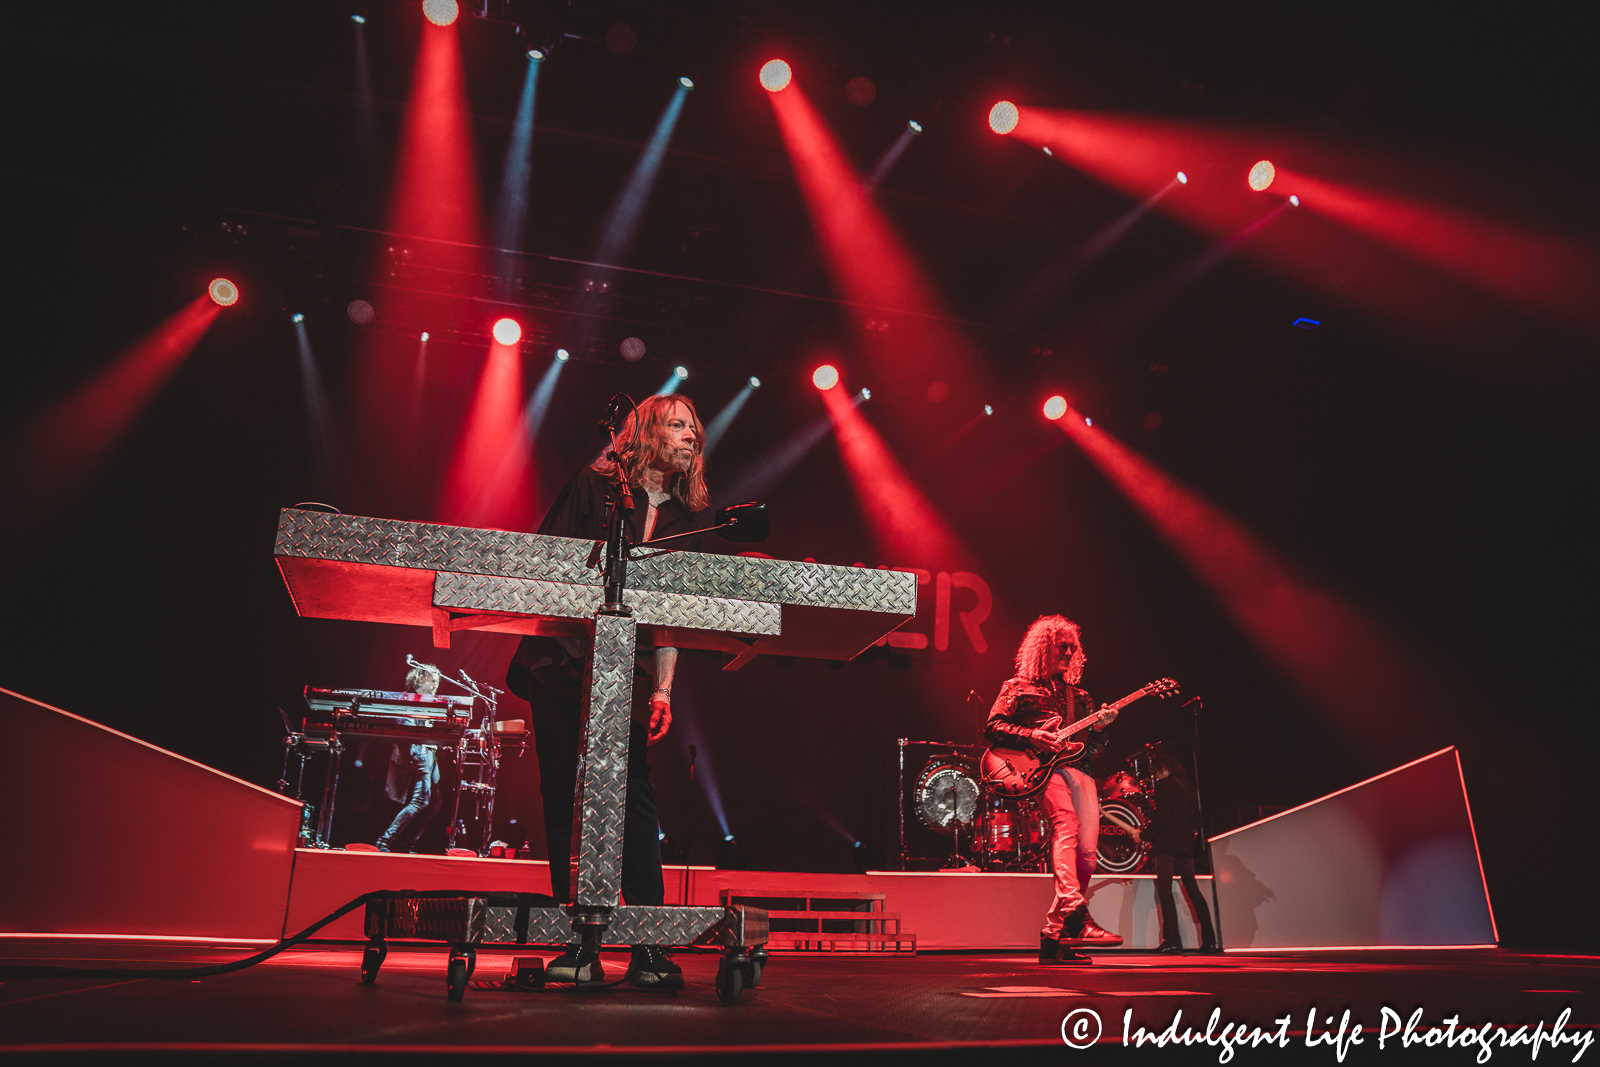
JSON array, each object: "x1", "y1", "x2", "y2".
[
  {"x1": 940, "y1": 819, "x2": 974, "y2": 870},
  {"x1": 277, "y1": 707, "x2": 321, "y2": 845},
  {"x1": 276, "y1": 700, "x2": 354, "y2": 849},
  {"x1": 942, "y1": 690, "x2": 988, "y2": 870}
]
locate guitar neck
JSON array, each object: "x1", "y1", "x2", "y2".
[
  {"x1": 1061, "y1": 684, "x2": 1158, "y2": 737},
  {"x1": 1107, "y1": 686, "x2": 1156, "y2": 713}
]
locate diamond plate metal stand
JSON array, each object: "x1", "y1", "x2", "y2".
[{"x1": 273, "y1": 505, "x2": 919, "y2": 1001}]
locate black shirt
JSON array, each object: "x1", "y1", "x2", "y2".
[
  {"x1": 983, "y1": 677, "x2": 1106, "y2": 774},
  {"x1": 537, "y1": 465, "x2": 708, "y2": 548},
  {"x1": 1145, "y1": 774, "x2": 1200, "y2": 857},
  {"x1": 506, "y1": 465, "x2": 710, "y2": 699}
]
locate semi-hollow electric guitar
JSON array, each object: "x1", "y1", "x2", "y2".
[{"x1": 979, "y1": 678, "x2": 1179, "y2": 797}]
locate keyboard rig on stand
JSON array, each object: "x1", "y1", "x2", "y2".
[
  {"x1": 273, "y1": 500, "x2": 916, "y2": 1002},
  {"x1": 283, "y1": 682, "x2": 524, "y2": 854}
]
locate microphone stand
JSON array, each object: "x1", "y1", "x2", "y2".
[
  {"x1": 595, "y1": 394, "x2": 637, "y2": 618},
  {"x1": 1184, "y1": 695, "x2": 1222, "y2": 947}
]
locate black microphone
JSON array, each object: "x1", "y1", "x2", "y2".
[
  {"x1": 597, "y1": 394, "x2": 625, "y2": 439},
  {"x1": 1182, "y1": 696, "x2": 1204, "y2": 711}
]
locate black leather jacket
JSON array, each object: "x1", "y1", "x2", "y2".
[{"x1": 984, "y1": 676, "x2": 1105, "y2": 773}]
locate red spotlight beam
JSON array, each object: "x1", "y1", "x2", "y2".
[
  {"x1": 389, "y1": 19, "x2": 480, "y2": 252},
  {"x1": 2, "y1": 295, "x2": 220, "y2": 543},
  {"x1": 438, "y1": 339, "x2": 537, "y2": 532},
  {"x1": 1009, "y1": 107, "x2": 1600, "y2": 365},
  {"x1": 356, "y1": 15, "x2": 483, "y2": 515},
  {"x1": 1053, "y1": 406, "x2": 1472, "y2": 749},
  {"x1": 820, "y1": 383, "x2": 967, "y2": 568},
  {"x1": 767, "y1": 83, "x2": 975, "y2": 387},
  {"x1": 1277, "y1": 168, "x2": 1600, "y2": 339}
]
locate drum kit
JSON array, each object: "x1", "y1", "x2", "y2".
[{"x1": 913, "y1": 742, "x2": 1175, "y2": 874}]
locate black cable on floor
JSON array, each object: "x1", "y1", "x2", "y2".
[{"x1": 0, "y1": 889, "x2": 554, "y2": 980}]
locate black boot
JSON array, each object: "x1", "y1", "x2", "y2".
[
  {"x1": 1060, "y1": 905, "x2": 1124, "y2": 947},
  {"x1": 625, "y1": 945, "x2": 684, "y2": 990},
  {"x1": 546, "y1": 944, "x2": 605, "y2": 984},
  {"x1": 1040, "y1": 932, "x2": 1093, "y2": 965}
]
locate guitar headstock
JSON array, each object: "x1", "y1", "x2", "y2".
[{"x1": 1146, "y1": 677, "x2": 1180, "y2": 699}]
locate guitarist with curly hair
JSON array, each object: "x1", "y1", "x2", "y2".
[{"x1": 986, "y1": 614, "x2": 1124, "y2": 964}]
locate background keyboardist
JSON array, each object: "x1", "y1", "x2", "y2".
[{"x1": 374, "y1": 661, "x2": 445, "y2": 853}]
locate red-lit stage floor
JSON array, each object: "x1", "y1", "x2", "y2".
[{"x1": 1, "y1": 942, "x2": 1593, "y2": 1062}]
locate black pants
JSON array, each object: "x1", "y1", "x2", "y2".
[
  {"x1": 527, "y1": 685, "x2": 664, "y2": 907},
  {"x1": 1154, "y1": 853, "x2": 1217, "y2": 948}
]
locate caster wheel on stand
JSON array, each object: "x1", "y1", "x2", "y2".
[
  {"x1": 360, "y1": 941, "x2": 387, "y2": 985},
  {"x1": 746, "y1": 947, "x2": 767, "y2": 988},
  {"x1": 715, "y1": 958, "x2": 745, "y2": 1004},
  {"x1": 446, "y1": 944, "x2": 475, "y2": 1002}
]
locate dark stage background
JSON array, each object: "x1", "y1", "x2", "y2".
[{"x1": 4, "y1": 2, "x2": 1594, "y2": 950}]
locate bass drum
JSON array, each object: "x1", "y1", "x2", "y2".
[
  {"x1": 1097, "y1": 797, "x2": 1152, "y2": 874},
  {"x1": 913, "y1": 759, "x2": 979, "y2": 836}
]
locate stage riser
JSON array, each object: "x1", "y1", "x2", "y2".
[
  {"x1": 283, "y1": 849, "x2": 1210, "y2": 949},
  {"x1": 9, "y1": 690, "x2": 1491, "y2": 953},
  {"x1": 1, "y1": 689, "x2": 303, "y2": 942},
  {"x1": 1208, "y1": 746, "x2": 1496, "y2": 949}
]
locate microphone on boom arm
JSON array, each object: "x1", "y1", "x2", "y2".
[{"x1": 598, "y1": 394, "x2": 626, "y2": 441}]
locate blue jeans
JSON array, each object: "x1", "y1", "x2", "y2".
[{"x1": 378, "y1": 747, "x2": 441, "y2": 851}]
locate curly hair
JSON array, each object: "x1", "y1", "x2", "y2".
[
  {"x1": 1013, "y1": 614, "x2": 1087, "y2": 684},
  {"x1": 592, "y1": 394, "x2": 710, "y2": 511},
  {"x1": 405, "y1": 664, "x2": 441, "y2": 694}
]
